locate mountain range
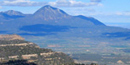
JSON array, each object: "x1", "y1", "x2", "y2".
[{"x1": 0, "y1": 5, "x2": 130, "y2": 54}]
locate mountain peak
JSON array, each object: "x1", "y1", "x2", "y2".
[
  {"x1": 1, "y1": 10, "x2": 23, "y2": 16},
  {"x1": 33, "y1": 5, "x2": 69, "y2": 20}
]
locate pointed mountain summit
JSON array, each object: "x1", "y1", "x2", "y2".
[{"x1": 33, "y1": 5, "x2": 70, "y2": 20}]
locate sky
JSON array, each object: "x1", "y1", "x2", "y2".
[{"x1": 0, "y1": 0, "x2": 130, "y2": 29}]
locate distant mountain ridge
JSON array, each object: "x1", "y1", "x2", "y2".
[
  {"x1": 0, "y1": 10, "x2": 24, "y2": 20},
  {"x1": 75, "y1": 15, "x2": 105, "y2": 26},
  {"x1": 0, "y1": 5, "x2": 104, "y2": 26},
  {"x1": 0, "y1": 5, "x2": 129, "y2": 36},
  {"x1": 0, "y1": 10, "x2": 23, "y2": 16},
  {"x1": 0, "y1": 5, "x2": 109, "y2": 37},
  {"x1": 0, "y1": 5, "x2": 129, "y2": 37}
]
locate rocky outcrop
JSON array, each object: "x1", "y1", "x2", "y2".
[
  {"x1": 0, "y1": 35, "x2": 74, "y2": 65},
  {"x1": 0, "y1": 34, "x2": 24, "y2": 40}
]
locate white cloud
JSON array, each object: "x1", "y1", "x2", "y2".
[
  {"x1": 84, "y1": 11, "x2": 130, "y2": 16},
  {"x1": 49, "y1": 0, "x2": 103, "y2": 7},
  {"x1": 116, "y1": 12, "x2": 130, "y2": 16},
  {"x1": 90, "y1": 0, "x2": 102, "y2": 2},
  {"x1": 0, "y1": 0, "x2": 103, "y2": 7},
  {"x1": 116, "y1": 12, "x2": 123, "y2": 15},
  {"x1": 0, "y1": 0, "x2": 47, "y2": 6},
  {"x1": 58, "y1": 7, "x2": 98, "y2": 16},
  {"x1": 0, "y1": 6, "x2": 2, "y2": 9}
]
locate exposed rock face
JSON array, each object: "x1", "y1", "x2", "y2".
[
  {"x1": 0, "y1": 34, "x2": 74, "y2": 65},
  {"x1": 0, "y1": 34, "x2": 24, "y2": 40}
]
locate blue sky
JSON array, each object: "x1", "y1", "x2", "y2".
[{"x1": 0, "y1": 0, "x2": 130, "y2": 28}]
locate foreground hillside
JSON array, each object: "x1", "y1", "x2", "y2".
[{"x1": 0, "y1": 34, "x2": 74, "y2": 65}]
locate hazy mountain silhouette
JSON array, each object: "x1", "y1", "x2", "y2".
[
  {"x1": 0, "y1": 10, "x2": 25, "y2": 19},
  {"x1": 0, "y1": 5, "x2": 129, "y2": 39}
]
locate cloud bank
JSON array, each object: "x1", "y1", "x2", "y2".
[
  {"x1": 0, "y1": 0, "x2": 103, "y2": 7},
  {"x1": 0, "y1": 0, "x2": 47, "y2": 6},
  {"x1": 49, "y1": 0, "x2": 103, "y2": 7},
  {"x1": 116, "y1": 12, "x2": 130, "y2": 16},
  {"x1": 90, "y1": 0, "x2": 102, "y2": 2},
  {"x1": 0, "y1": 6, "x2": 2, "y2": 9}
]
